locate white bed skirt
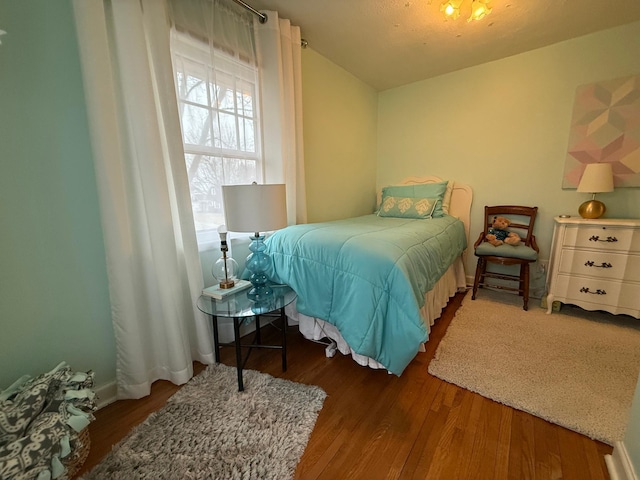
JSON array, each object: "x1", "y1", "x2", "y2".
[{"x1": 285, "y1": 256, "x2": 468, "y2": 371}]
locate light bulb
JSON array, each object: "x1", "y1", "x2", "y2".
[
  {"x1": 440, "y1": 0, "x2": 461, "y2": 19},
  {"x1": 217, "y1": 224, "x2": 228, "y2": 243},
  {"x1": 468, "y1": 0, "x2": 491, "y2": 21}
]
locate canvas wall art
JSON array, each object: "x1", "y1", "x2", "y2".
[{"x1": 563, "y1": 74, "x2": 640, "y2": 188}]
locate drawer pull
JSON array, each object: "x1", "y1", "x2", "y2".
[
  {"x1": 588, "y1": 235, "x2": 618, "y2": 243},
  {"x1": 584, "y1": 261, "x2": 613, "y2": 268},
  {"x1": 579, "y1": 287, "x2": 607, "y2": 295}
]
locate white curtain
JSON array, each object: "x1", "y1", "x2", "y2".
[
  {"x1": 72, "y1": 0, "x2": 214, "y2": 399},
  {"x1": 71, "y1": 0, "x2": 305, "y2": 400},
  {"x1": 256, "y1": 11, "x2": 307, "y2": 225}
]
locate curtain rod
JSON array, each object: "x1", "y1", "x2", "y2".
[
  {"x1": 230, "y1": 0, "x2": 309, "y2": 48},
  {"x1": 231, "y1": 0, "x2": 267, "y2": 24}
]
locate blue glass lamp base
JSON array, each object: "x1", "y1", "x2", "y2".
[{"x1": 245, "y1": 234, "x2": 274, "y2": 304}]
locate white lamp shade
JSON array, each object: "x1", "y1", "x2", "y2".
[
  {"x1": 576, "y1": 163, "x2": 614, "y2": 193},
  {"x1": 222, "y1": 183, "x2": 287, "y2": 233}
]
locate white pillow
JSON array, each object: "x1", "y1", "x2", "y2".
[{"x1": 441, "y1": 180, "x2": 454, "y2": 215}]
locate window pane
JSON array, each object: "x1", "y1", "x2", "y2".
[
  {"x1": 218, "y1": 87, "x2": 235, "y2": 113},
  {"x1": 209, "y1": 70, "x2": 233, "y2": 109},
  {"x1": 224, "y1": 158, "x2": 257, "y2": 185},
  {"x1": 182, "y1": 104, "x2": 212, "y2": 147},
  {"x1": 237, "y1": 84, "x2": 253, "y2": 117},
  {"x1": 217, "y1": 112, "x2": 238, "y2": 150},
  {"x1": 186, "y1": 154, "x2": 225, "y2": 230},
  {"x1": 177, "y1": 57, "x2": 208, "y2": 105},
  {"x1": 184, "y1": 74, "x2": 208, "y2": 105},
  {"x1": 239, "y1": 118, "x2": 255, "y2": 152}
]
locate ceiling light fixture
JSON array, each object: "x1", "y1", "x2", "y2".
[{"x1": 440, "y1": 0, "x2": 492, "y2": 21}]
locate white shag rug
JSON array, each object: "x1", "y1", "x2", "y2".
[
  {"x1": 428, "y1": 290, "x2": 640, "y2": 445},
  {"x1": 82, "y1": 364, "x2": 326, "y2": 479}
]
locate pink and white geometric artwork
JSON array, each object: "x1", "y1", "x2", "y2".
[{"x1": 563, "y1": 74, "x2": 640, "y2": 188}]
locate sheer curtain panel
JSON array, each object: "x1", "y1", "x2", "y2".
[
  {"x1": 72, "y1": 0, "x2": 214, "y2": 399},
  {"x1": 168, "y1": 0, "x2": 262, "y2": 248},
  {"x1": 256, "y1": 11, "x2": 307, "y2": 225},
  {"x1": 166, "y1": 0, "x2": 306, "y2": 236}
]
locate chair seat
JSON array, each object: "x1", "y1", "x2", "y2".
[{"x1": 475, "y1": 242, "x2": 538, "y2": 261}]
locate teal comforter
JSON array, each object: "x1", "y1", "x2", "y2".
[{"x1": 265, "y1": 214, "x2": 467, "y2": 375}]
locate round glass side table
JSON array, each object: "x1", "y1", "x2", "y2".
[{"x1": 196, "y1": 284, "x2": 296, "y2": 391}]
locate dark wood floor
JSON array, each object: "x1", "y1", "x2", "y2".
[{"x1": 76, "y1": 292, "x2": 613, "y2": 479}]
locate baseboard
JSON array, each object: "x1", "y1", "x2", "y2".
[
  {"x1": 465, "y1": 274, "x2": 474, "y2": 288},
  {"x1": 606, "y1": 441, "x2": 638, "y2": 480},
  {"x1": 95, "y1": 380, "x2": 117, "y2": 409}
]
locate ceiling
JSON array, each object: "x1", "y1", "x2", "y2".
[{"x1": 247, "y1": 0, "x2": 640, "y2": 91}]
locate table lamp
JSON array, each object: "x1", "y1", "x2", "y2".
[
  {"x1": 212, "y1": 225, "x2": 239, "y2": 289},
  {"x1": 576, "y1": 163, "x2": 614, "y2": 219},
  {"x1": 222, "y1": 183, "x2": 287, "y2": 302}
]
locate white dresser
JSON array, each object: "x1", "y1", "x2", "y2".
[{"x1": 546, "y1": 217, "x2": 640, "y2": 319}]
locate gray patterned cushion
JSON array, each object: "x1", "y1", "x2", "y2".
[{"x1": 0, "y1": 363, "x2": 96, "y2": 480}]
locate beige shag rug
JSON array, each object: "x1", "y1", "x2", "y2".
[
  {"x1": 428, "y1": 290, "x2": 640, "y2": 445},
  {"x1": 81, "y1": 364, "x2": 326, "y2": 479}
]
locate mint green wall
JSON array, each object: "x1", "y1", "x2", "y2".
[
  {"x1": 377, "y1": 21, "x2": 640, "y2": 279},
  {"x1": 301, "y1": 48, "x2": 378, "y2": 222},
  {"x1": 0, "y1": 1, "x2": 116, "y2": 389}
]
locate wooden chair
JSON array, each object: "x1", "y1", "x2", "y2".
[{"x1": 472, "y1": 205, "x2": 539, "y2": 310}]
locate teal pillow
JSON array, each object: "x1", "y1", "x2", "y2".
[
  {"x1": 475, "y1": 242, "x2": 538, "y2": 261},
  {"x1": 378, "y1": 196, "x2": 438, "y2": 219},
  {"x1": 381, "y1": 181, "x2": 448, "y2": 217}
]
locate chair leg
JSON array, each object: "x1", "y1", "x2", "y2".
[
  {"x1": 472, "y1": 257, "x2": 485, "y2": 300},
  {"x1": 522, "y1": 263, "x2": 530, "y2": 311},
  {"x1": 518, "y1": 265, "x2": 526, "y2": 297}
]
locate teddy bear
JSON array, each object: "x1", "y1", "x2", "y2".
[{"x1": 485, "y1": 216, "x2": 521, "y2": 246}]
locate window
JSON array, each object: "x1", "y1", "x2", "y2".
[{"x1": 171, "y1": 33, "x2": 262, "y2": 243}]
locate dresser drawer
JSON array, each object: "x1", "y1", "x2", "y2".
[
  {"x1": 562, "y1": 226, "x2": 640, "y2": 253},
  {"x1": 552, "y1": 274, "x2": 640, "y2": 313},
  {"x1": 558, "y1": 249, "x2": 640, "y2": 282}
]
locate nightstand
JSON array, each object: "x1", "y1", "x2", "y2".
[
  {"x1": 545, "y1": 216, "x2": 640, "y2": 319},
  {"x1": 197, "y1": 284, "x2": 297, "y2": 391}
]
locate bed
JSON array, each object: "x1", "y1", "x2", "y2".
[{"x1": 264, "y1": 176, "x2": 473, "y2": 375}]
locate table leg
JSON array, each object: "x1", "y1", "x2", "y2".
[
  {"x1": 211, "y1": 314, "x2": 220, "y2": 363},
  {"x1": 255, "y1": 315, "x2": 261, "y2": 345},
  {"x1": 233, "y1": 316, "x2": 244, "y2": 392}
]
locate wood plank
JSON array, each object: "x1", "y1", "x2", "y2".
[
  {"x1": 494, "y1": 405, "x2": 513, "y2": 479},
  {"x1": 508, "y1": 410, "x2": 536, "y2": 480},
  {"x1": 400, "y1": 383, "x2": 450, "y2": 479},
  {"x1": 557, "y1": 427, "x2": 600, "y2": 480},
  {"x1": 466, "y1": 397, "x2": 502, "y2": 480},
  {"x1": 532, "y1": 416, "x2": 562, "y2": 480}
]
